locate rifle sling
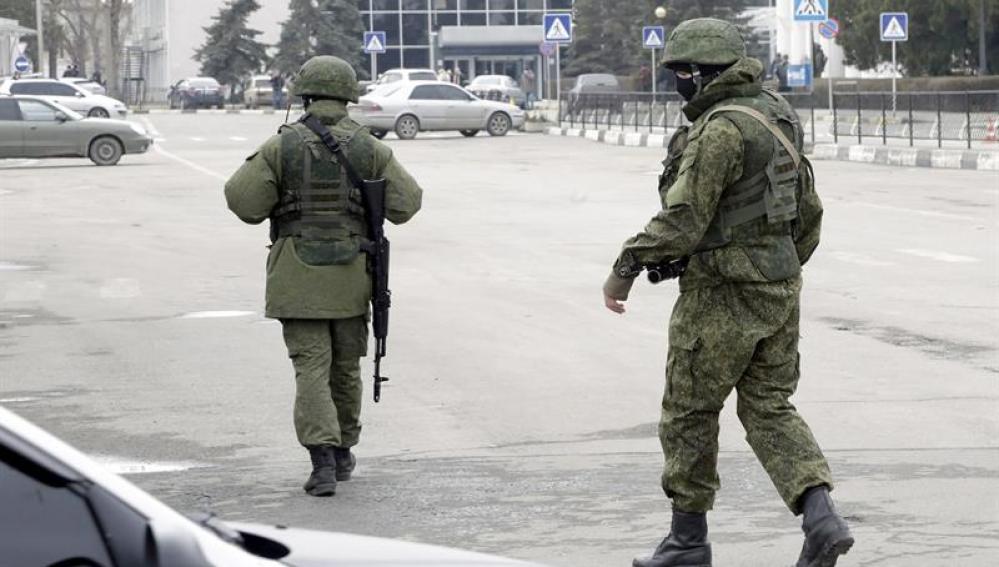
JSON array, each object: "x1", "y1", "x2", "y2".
[{"x1": 299, "y1": 113, "x2": 369, "y2": 198}]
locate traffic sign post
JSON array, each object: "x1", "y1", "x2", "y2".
[
  {"x1": 643, "y1": 26, "x2": 666, "y2": 96},
  {"x1": 13, "y1": 56, "x2": 31, "y2": 74},
  {"x1": 880, "y1": 12, "x2": 908, "y2": 114},
  {"x1": 364, "y1": 31, "x2": 387, "y2": 82},
  {"x1": 543, "y1": 13, "x2": 572, "y2": 122}
]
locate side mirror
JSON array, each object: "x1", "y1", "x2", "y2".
[
  {"x1": 147, "y1": 519, "x2": 212, "y2": 567},
  {"x1": 55, "y1": 112, "x2": 69, "y2": 122},
  {"x1": 75, "y1": 91, "x2": 86, "y2": 98}
]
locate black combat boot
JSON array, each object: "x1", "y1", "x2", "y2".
[
  {"x1": 796, "y1": 485, "x2": 854, "y2": 567},
  {"x1": 303, "y1": 445, "x2": 337, "y2": 497},
  {"x1": 633, "y1": 510, "x2": 712, "y2": 567},
  {"x1": 333, "y1": 447, "x2": 356, "y2": 481}
]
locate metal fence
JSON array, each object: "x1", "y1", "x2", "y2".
[{"x1": 558, "y1": 90, "x2": 999, "y2": 148}]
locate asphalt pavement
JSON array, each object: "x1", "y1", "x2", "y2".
[{"x1": 1, "y1": 113, "x2": 997, "y2": 566}]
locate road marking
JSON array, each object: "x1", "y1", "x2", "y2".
[
  {"x1": 897, "y1": 249, "x2": 979, "y2": 263},
  {"x1": 0, "y1": 189, "x2": 13, "y2": 195},
  {"x1": 229, "y1": 136, "x2": 248, "y2": 142},
  {"x1": 100, "y1": 278, "x2": 142, "y2": 299},
  {"x1": 3, "y1": 281, "x2": 46, "y2": 302},
  {"x1": 0, "y1": 262, "x2": 34, "y2": 271},
  {"x1": 153, "y1": 145, "x2": 228, "y2": 181},
  {"x1": 0, "y1": 397, "x2": 39, "y2": 403},
  {"x1": 154, "y1": 137, "x2": 166, "y2": 143},
  {"x1": 93, "y1": 456, "x2": 203, "y2": 475},
  {"x1": 851, "y1": 202, "x2": 976, "y2": 221},
  {"x1": 189, "y1": 136, "x2": 206, "y2": 142},
  {"x1": 829, "y1": 251, "x2": 895, "y2": 267},
  {"x1": 179, "y1": 310, "x2": 256, "y2": 319}
]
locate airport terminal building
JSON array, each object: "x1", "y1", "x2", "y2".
[{"x1": 359, "y1": 0, "x2": 574, "y2": 96}]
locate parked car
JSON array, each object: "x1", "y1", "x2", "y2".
[
  {"x1": 0, "y1": 406, "x2": 546, "y2": 567},
  {"x1": 244, "y1": 74, "x2": 288, "y2": 109},
  {"x1": 350, "y1": 81, "x2": 525, "y2": 140},
  {"x1": 0, "y1": 77, "x2": 128, "y2": 118},
  {"x1": 568, "y1": 73, "x2": 623, "y2": 114},
  {"x1": 168, "y1": 77, "x2": 226, "y2": 110},
  {"x1": 467, "y1": 75, "x2": 527, "y2": 108},
  {"x1": 365, "y1": 68, "x2": 439, "y2": 94},
  {"x1": 0, "y1": 95, "x2": 152, "y2": 165},
  {"x1": 61, "y1": 76, "x2": 108, "y2": 96}
]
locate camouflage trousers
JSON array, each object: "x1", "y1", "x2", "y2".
[
  {"x1": 281, "y1": 317, "x2": 368, "y2": 448},
  {"x1": 660, "y1": 276, "x2": 833, "y2": 513}
]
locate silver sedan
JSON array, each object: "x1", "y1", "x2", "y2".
[
  {"x1": 349, "y1": 81, "x2": 525, "y2": 140},
  {"x1": 0, "y1": 95, "x2": 152, "y2": 166}
]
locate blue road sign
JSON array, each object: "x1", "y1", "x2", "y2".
[
  {"x1": 880, "y1": 12, "x2": 908, "y2": 42},
  {"x1": 643, "y1": 26, "x2": 666, "y2": 49},
  {"x1": 817, "y1": 17, "x2": 840, "y2": 40},
  {"x1": 787, "y1": 64, "x2": 813, "y2": 88},
  {"x1": 13, "y1": 55, "x2": 30, "y2": 73},
  {"x1": 539, "y1": 42, "x2": 556, "y2": 57},
  {"x1": 363, "y1": 31, "x2": 387, "y2": 54},
  {"x1": 793, "y1": 0, "x2": 829, "y2": 23},
  {"x1": 543, "y1": 13, "x2": 572, "y2": 44}
]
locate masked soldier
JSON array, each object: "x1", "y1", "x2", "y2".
[
  {"x1": 225, "y1": 56, "x2": 423, "y2": 497},
  {"x1": 602, "y1": 19, "x2": 852, "y2": 567}
]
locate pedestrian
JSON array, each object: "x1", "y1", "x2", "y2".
[
  {"x1": 451, "y1": 66, "x2": 461, "y2": 85},
  {"x1": 769, "y1": 51, "x2": 782, "y2": 80},
  {"x1": 270, "y1": 71, "x2": 286, "y2": 109},
  {"x1": 638, "y1": 63, "x2": 652, "y2": 92},
  {"x1": 778, "y1": 53, "x2": 790, "y2": 92},
  {"x1": 521, "y1": 67, "x2": 536, "y2": 108},
  {"x1": 224, "y1": 56, "x2": 424, "y2": 498},
  {"x1": 62, "y1": 64, "x2": 75, "y2": 78},
  {"x1": 437, "y1": 66, "x2": 449, "y2": 82},
  {"x1": 602, "y1": 18, "x2": 853, "y2": 567},
  {"x1": 90, "y1": 70, "x2": 103, "y2": 86}
]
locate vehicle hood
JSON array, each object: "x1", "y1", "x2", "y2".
[
  {"x1": 80, "y1": 117, "x2": 147, "y2": 135},
  {"x1": 229, "y1": 522, "x2": 545, "y2": 567}
]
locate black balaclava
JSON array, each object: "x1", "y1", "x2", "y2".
[{"x1": 672, "y1": 63, "x2": 733, "y2": 101}]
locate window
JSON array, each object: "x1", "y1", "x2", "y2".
[
  {"x1": 12, "y1": 82, "x2": 79, "y2": 96},
  {"x1": 462, "y1": 12, "x2": 486, "y2": 25},
  {"x1": 0, "y1": 456, "x2": 114, "y2": 566},
  {"x1": 408, "y1": 71, "x2": 437, "y2": 81},
  {"x1": 402, "y1": 0, "x2": 428, "y2": 8},
  {"x1": 460, "y1": 0, "x2": 485, "y2": 9},
  {"x1": 402, "y1": 12, "x2": 429, "y2": 44},
  {"x1": 491, "y1": 0, "x2": 514, "y2": 9},
  {"x1": 439, "y1": 85, "x2": 472, "y2": 100},
  {"x1": 382, "y1": 71, "x2": 404, "y2": 84},
  {"x1": 0, "y1": 99, "x2": 21, "y2": 120},
  {"x1": 373, "y1": 0, "x2": 399, "y2": 9},
  {"x1": 489, "y1": 11, "x2": 514, "y2": 25},
  {"x1": 18, "y1": 100, "x2": 59, "y2": 121},
  {"x1": 410, "y1": 84, "x2": 443, "y2": 99}
]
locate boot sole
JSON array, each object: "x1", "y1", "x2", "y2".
[
  {"x1": 806, "y1": 536, "x2": 854, "y2": 567},
  {"x1": 336, "y1": 471, "x2": 352, "y2": 481},
  {"x1": 306, "y1": 484, "x2": 337, "y2": 497}
]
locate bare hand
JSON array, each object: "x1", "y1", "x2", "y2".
[{"x1": 604, "y1": 294, "x2": 626, "y2": 314}]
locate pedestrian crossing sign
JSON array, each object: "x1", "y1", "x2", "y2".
[
  {"x1": 363, "y1": 31, "x2": 387, "y2": 54},
  {"x1": 643, "y1": 26, "x2": 666, "y2": 49},
  {"x1": 792, "y1": 0, "x2": 828, "y2": 23},
  {"x1": 880, "y1": 12, "x2": 908, "y2": 42},
  {"x1": 543, "y1": 13, "x2": 572, "y2": 44}
]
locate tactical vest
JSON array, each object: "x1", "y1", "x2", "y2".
[
  {"x1": 662, "y1": 90, "x2": 803, "y2": 254},
  {"x1": 271, "y1": 121, "x2": 368, "y2": 266}
]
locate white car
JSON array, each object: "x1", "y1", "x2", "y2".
[
  {"x1": 0, "y1": 406, "x2": 547, "y2": 566},
  {"x1": 244, "y1": 74, "x2": 288, "y2": 109},
  {"x1": 350, "y1": 81, "x2": 526, "y2": 140},
  {"x1": 365, "y1": 67, "x2": 440, "y2": 94},
  {"x1": 62, "y1": 76, "x2": 108, "y2": 96},
  {"x1": 1, "y1": 78, "x2": 127, "y2": 118}
]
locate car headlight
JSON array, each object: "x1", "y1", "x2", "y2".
[{"x1": 129, "y1": 123, "x2": 147, "y2": 136}]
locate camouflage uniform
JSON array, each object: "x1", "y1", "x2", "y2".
[
  {"x1": 225, "y1": 56, "x2": 422, "y2": 495},
  {"x1": 607, "y1": 18, "x2": 852, "y2": 567}
]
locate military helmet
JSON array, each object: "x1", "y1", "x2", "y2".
[
  {"x1": 663, "y1": 18, "x2": 746, "y2": 67},
  {"x1": 292, "y1": 56, "x2": 359, "y2": 103}
]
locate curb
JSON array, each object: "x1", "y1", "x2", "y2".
[
  {"x1": 544, "y1": 126, "x2": 999, "y2": 171},
  {"x1": 141, "y1": 108, "x2": 279, "y2": 115}
]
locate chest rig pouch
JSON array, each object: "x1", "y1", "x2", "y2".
[
  {"x1": 693, "y1": 103, "x2": 802, "y2": 252},
  {"x1": 271, "y1": 122, "x2": 368, "y2": 266}
]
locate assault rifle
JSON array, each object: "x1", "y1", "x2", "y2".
[
  {"x1": 645, "y1": 257, "x2": 690, "y2": 284},
  {"x1": 301, "y1": 114, "x2": 392, "y2": 403}
]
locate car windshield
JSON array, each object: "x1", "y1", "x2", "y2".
[
  {"x1": 409, "y1": 72, "x2": 437, "y2": 81},
  {"x1": 473, "y1": 77, "x2": 502, "y2": 86},
  {"x1": 189, "y1": 79, "x2": 219, "y2": 88}
]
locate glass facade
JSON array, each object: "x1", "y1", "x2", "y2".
[{"x1": 357, "y1": 0, "x2": 573, "y2": 72}]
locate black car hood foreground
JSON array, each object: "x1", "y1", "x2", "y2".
[{"x1": 228, "y1": 522, "x2": 544, "y2": 567}]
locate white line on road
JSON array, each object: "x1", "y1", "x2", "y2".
[
  {"x1": 153, "y1": 145, "x2": 228, "y2": 181},
  {"x1": 897, "y1": 249, "x2": 980, "y2": 263},
  {"x1": 851, "y1": 202, "x2": 976, "y2": 221},
  {"x1": 828, "y1": 251, "x2": 896, "y2": 267},
  {"x1": 179, "y1": 310, "x2": 256, "y2": 319},
  {"x1": 93, "y1": 456, "x2": 204, "y2": 475},
  {"x1": 0, "y1": 262, "x2": 34, "y2": 271},
  {"x1": 189, "y1": 136, "x2": 206, "y2": 142},
  {"x1": 0, "y1": 397, "x2": 39, "y2": 403},
  {"x1": 229, "y1": 136, "x2": 248, "y2": 142},
  {"x1": 99, "y1": 278, "x2": 142, "y2": 299}
]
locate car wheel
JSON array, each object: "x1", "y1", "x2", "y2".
[
  {"x1": 180, "y1": 97, "x2": 189, "y2": 111},
  {"x1": 486, "y1": 112, "x2": 511, "y2": 137},
  {"x1": 394, "y1": 115, "x2": 420, "y2": 140},
  {"x1": 88, "y1": 107, "x2": 110, "y2": 119},
  {"x1": 459, "y1": 129, "x2": 479, "y2": 137},
  {"x1": 89, "y1": 136, "x2": 123, "y2": 166},
  {"x1": 370, "y1": 129, "x2": 388, "y2": 140},
  {"x1": 169, "y1": 98, "x2": 176, "y2": 110}
]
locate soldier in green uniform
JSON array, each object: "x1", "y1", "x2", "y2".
[
  {"x1": 602, "y1": 19, "x2": 853, "y2": 567},
  {"x1": 224, "y1": 56, "x2": 423, "y2": 497}
]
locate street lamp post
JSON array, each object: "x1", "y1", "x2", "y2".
[
  {"x1": 35, "y1": 0, "x2": 45, "y2": 77},
  {"x1": 654, "y1": 6, "x2": 667, "y2": 97}
]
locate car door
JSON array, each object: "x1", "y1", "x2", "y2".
[
  {"x1": 0, "y1": 99, "x2": 25, "y2": 158},
  {"x1": 407, "y1": 84, "x2": 447, "y2": 129},
  {"x1": 37, "y1": 81, "x2": 89, "y2": 113},
  {"x1": 439, "y1": 84, "x2": 486, "y2": 129},
  {"x1": 17, "y1": 99, "x2": 79, "y2": 157}
]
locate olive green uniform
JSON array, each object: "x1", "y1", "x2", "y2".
[
  {"x1": 606, "y1": 57, "x2": 832, "y2": 514},
  {"x1": 225, "y1": 99, "x2": 422, "y2": 449}
]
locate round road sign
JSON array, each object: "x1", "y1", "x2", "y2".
[
  {"x1": 817, "y1": 17, "x2": 840, "y2": 40},
  {"x1": 14, "y1": 56, "x2": 31, "y2": 73},
  {"x1": 539, "y1": 41, "x2": 556, "y2": 57}
]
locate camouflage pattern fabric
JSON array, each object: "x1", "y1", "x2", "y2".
[
  {"x1": 607, "y1": 55, "x2": 833, "y2": 514},
  {"x1": 282, "y1": 317, "x2": 368, "y2": 447},
  {"x1": 663, "y1": 18, "x2": 746, "y2": 67},
  {"x1": 661, "y1": 277, "x2": 833, "y2": 512},
  {"x1": 292, "y1": 55, "x2": 360, "y2": 102}
]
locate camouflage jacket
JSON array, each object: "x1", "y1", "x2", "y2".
[{"x1": 225, "y1": 100, "x2": 423, "y2": 319}]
